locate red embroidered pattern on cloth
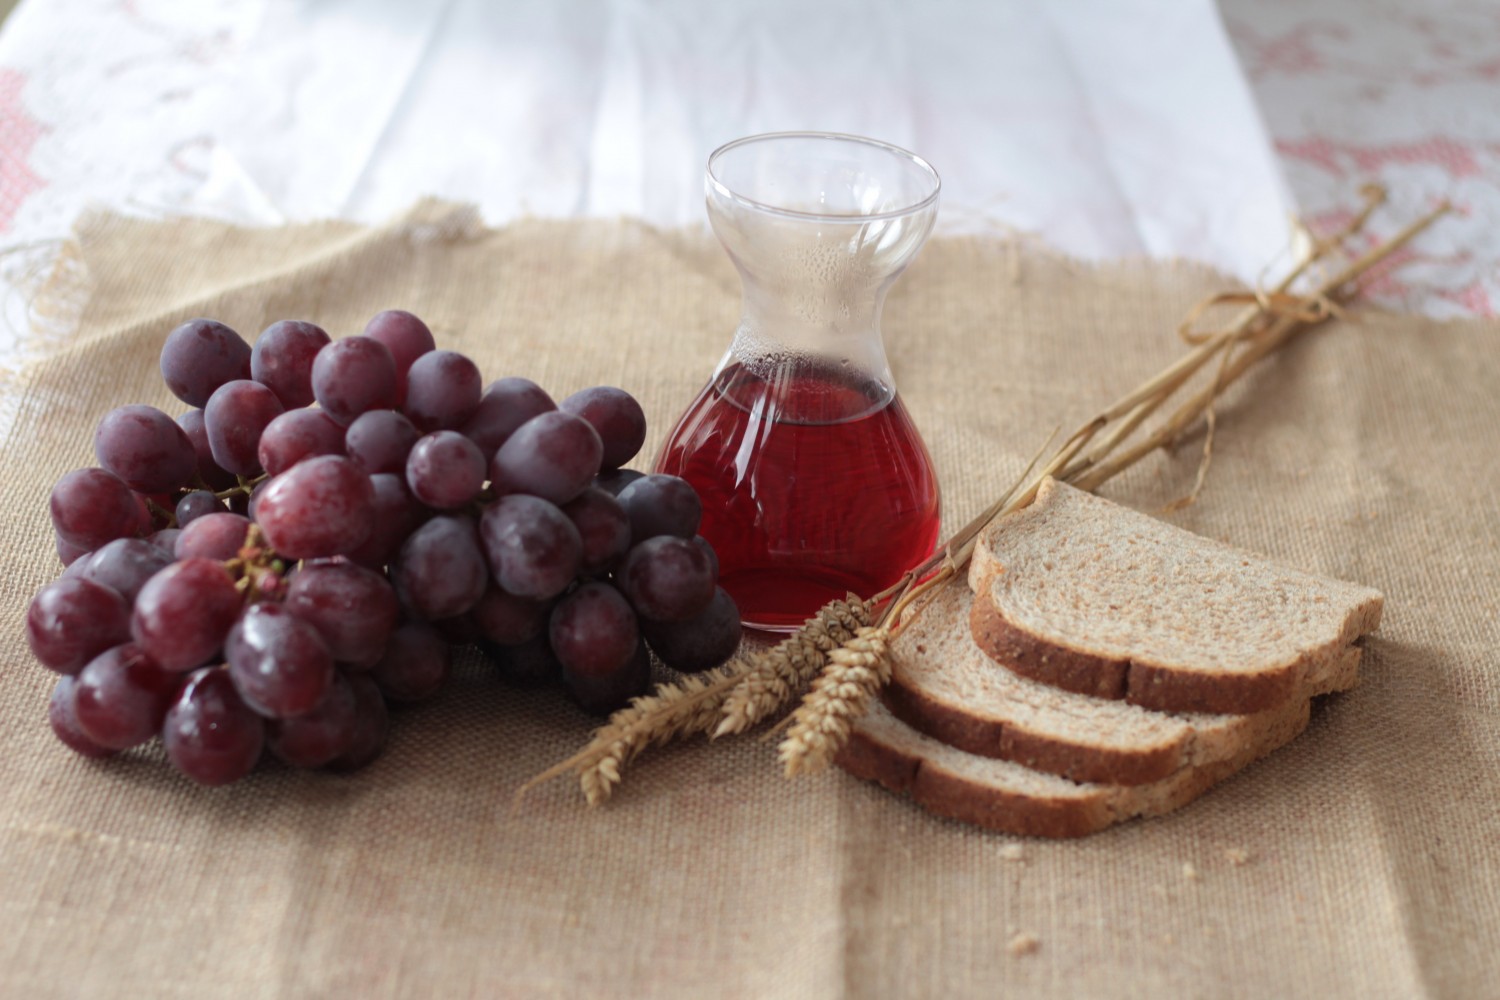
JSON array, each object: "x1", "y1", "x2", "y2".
[
  {"x1": 1225, "y1": 0, "x2": 1500, "y2": 318},
  {"x1": 0, "y1": 69, "x2": 46, "y2": 232}
]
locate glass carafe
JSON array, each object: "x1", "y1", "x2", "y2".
[{"x1": 655, "y1": 133, "x2": 942, "y2": 631}]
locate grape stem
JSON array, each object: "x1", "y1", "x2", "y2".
[
  {"x1": 212, "y1": 473, "x2": 269, "y2": 502},
  {"x1": 224, "y1": 524, "x2": 287, "y2": 604},
  {"x1": 142, "y1": 496, "x2": 178, "y2": 530}
]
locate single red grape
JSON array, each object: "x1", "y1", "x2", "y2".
[
  {"x1": 311, "y1": 336, "x2": 399, "y2": 426},
  {"x1": 131, "y1": 558, "x2": 242, "y2": 672},
  {"x1": 489, "y1": 410, "x2": 603, "y2": 505},
  {"x1": 560, "y1": 386, "x2": 647, "y2": 470},
  {"x1": 49, "y1": 675, "x2": 117, "y2": 759},
  {"x1": 94, "y1": 404, "x2": 197, "y2": 493},
  {"x1": 80, "y1": 537, "x2": 172, "y2": 604},
  {"x1": 392, "y1": 515, "x2": 489, "y2": 620},
  {"x1": 345, "y1": 409, "x2": 421, "y2": 475},
  {"x1": 362, "y1": 310, "x2": 434, "y2": 403},
  {"x1": 282, "y1": 561, "x2": 400, "y2": 667},
  {"x1": 255, "y1": 455, "x2": 375, "y2": 560},
  {"x1": 174, "y1": 512, "x2": 253, "y2": 561},
  {"x1": 404, "y1": 349, "x2": 481, "y2": 431},
  {"x1": 640, "y1": 587, "x2": 742, "y2": 673},
  {"x1": 50, "y1": 467, "x2": 141, "y2": 551},
  {"x1": 327, "y1": 674, "x2": 389, "y2": 772},
  {"x1": 561, "y1": 487, "x2": 631, "y2": 574},
  {"x1": 618, "y1": 535, "x2": 716, "y2": 622},
  {"x1": 204, "y1": 379, "x2": 285, "y2": 476},
  {"x1": 160, "y1": 319, "x2": 251, "y2": 408},
  {"x1": 226, "y1": 603, "x2": 336, "y2": 719},
  {"x1": 257, "y1": 408, "x2": 345, "y2": 476},
  {"x1": 251, "y1": 320, "x2": 330, "y2": 408},
  {"x1": 163, "y1": 668, "x2": 265, "y2": 786},
  {"x1": 549, "y1": 582, "x2": 639, "y2": 678},
  {"x1": 478, "y1": 495, "x2": 582, "y2": 600},
  {"x1": 73, "y1": 643, "x2": 178, "y2": 749},
  {"x1": 26, "y1": 577, "x2": 132, "y2": 675},
  {"x1": 174, "y1": 490, "x2": 224, "y2": 527},
  {"x1": 406, "y1": 431, "x2": 485, "y2": 509},
  {"x1": 616, "y1": 474, "x2": 702, "y2": 540}
]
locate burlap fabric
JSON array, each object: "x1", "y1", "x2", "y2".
[{"x1": 1, "y1": 203, "x2": 1496, "y2": 999}]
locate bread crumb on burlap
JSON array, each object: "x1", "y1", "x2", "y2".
[
  {"x1": 1008, "y1": 932, "x2": 1040, "y2": 957},
  {"x1": 1182, "y1": 861, "x2": 1202, "y2": 881},
  {"x1": 1000, "y1": 843, "x2": 1025, "y2": 862},
  {"x1": 1223, "y1": 847, "x2": 1251, "y2": 866}
]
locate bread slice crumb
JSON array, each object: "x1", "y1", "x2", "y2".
[
  {"x1": 1223, "y1": 847, "x2": 1250, "y2": 866},
  {"x1": 1008, "y1": 932, "x2": 1040, "y2": 957},
  {"x1": 1182, "y1": 861, "x2": 1201, "y2": 881},
  {"x1": 999, "y1": 843, "x2": 1025, "y2": 862}
]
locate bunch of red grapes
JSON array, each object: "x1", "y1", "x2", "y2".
[{"x1": 27, "y1": 311, "x2": 741, "y2": 787}]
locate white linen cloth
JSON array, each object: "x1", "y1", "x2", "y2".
[
  {"x1": 0, "y1": 0, "x2": 1288, "y2": 352},
  {"x1": 6, "y1": 0, "x2": 1484, "y2": 364},
  {"x1": 213, "y1": 0, "x2": 1291, "y2": 278}
]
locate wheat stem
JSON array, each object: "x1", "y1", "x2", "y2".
[{"x1": 1070, "y1": 195, "x2": 1446, "y2": 493}]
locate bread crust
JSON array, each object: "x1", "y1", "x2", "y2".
[
  {"x1": 883, "y1": 679, "x2": 1184, "y2": 785},
  {"x1": 837, "y1": 697, "x2": 1313, "y2": 838},
  {"x1": 837, "y1": 725, "x2": 1107, "y2": 838},
  {"x1": 969, "y1": 589, "x2": 1297, "y2": 715}
]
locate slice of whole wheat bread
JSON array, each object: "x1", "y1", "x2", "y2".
[
  {"x1": 837, "y1": 696, "x2": 1312, "y2": 839},
  {"x1": 967, "y1": 478, "x2": 1383, "y2": 714},
  {"x1": 889, "y1": 577, "x2": 1361, "y2": 785}
]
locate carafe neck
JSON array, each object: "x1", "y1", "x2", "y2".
[
  {"x1": 714, "y1": 211, "x2": 934, "y2": 393},
  {"x1": 729, "y1": 264, "x2": 892, "y2": 388}
]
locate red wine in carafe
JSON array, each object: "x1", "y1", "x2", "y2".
[{"x1": 656, "y1": 360, "x2": 940, "y2": 631}]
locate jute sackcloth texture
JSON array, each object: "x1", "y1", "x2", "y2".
[{"x1": 0, "y1": 203, "x2": 1496, "y2": 999}]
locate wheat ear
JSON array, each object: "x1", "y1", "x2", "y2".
[
  {"x1": 517, "y1": 666, "x2": 742, "y2": 806},
  {"x1": 517, "y1": 595, "x2": 874, "y2": 803},
  {"x1": 713, "y1": 596, "x2": 873, "y2": 738},
  {"x1": 776, "y1": 626, "x2": 893, "y2": 777}
]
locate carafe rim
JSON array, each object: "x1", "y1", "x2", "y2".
[{"x1": 706, "y1": 131, "x2": 941, "y2": 224}]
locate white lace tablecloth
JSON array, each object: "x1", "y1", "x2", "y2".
[{"x1": 0, "y1": 0, "x2": 1491, "y2": 370}]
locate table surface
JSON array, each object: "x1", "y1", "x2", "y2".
[
  {"x1": 0, "y1": 6, "x2": 1496, "y2": 996},
  {"x1": 0, "y1": 0, "x2": 1493, "y2": 377}
]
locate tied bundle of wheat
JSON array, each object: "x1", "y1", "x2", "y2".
[{"x1": 521, "y1": 185, "x2": 1449, "y2": 805}]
